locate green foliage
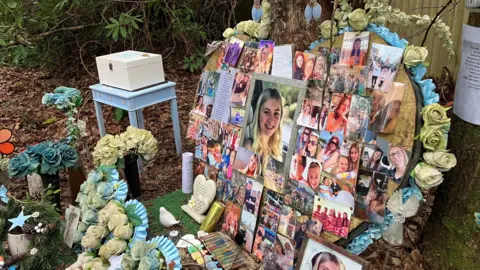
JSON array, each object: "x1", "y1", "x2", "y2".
[
  {"x1": 106, "y1": 13, "x2": 141, "y2": 42},
  {"x1": 114, "y1": 108, "x2": 126, "y2": 122},
  {"x1": 183, "y1": 50, "x2": 206, "y2": 73}
]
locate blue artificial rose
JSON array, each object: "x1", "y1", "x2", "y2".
[
  {"x1": 96, "y1": 182, "x2": 114, "y2": 199},
  {"x1": 54, "y1": 95, "x2": 69, "y2": 110},
  {"x1": 82, "y1": 209, "x2": 98, "y2": 224},
  {"x1": 41, "y1": 93, "x2": 52, "y2": 105},
  {"x1": 26, "y1": 141, "x2": 53, "y2": 158},
  {"x1": 8, "y1": 152, "x2": 39, "y2": 178},
  {"x1": 57, "y1": 144, "x2": 78, "y2": 168},
  {"x1": 39, "y1": 146, "x2": 63, "y2": 175}
]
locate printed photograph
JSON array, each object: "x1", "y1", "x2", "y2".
[
  {"x1": 317, "y1": 130, "x2": 344, "y2": 172},
  {"x1": 186, "y1": 112, "x2": 206, "y2": 140},
  {"x1": 325, "y1": 93, "x2": 352, "y2": 134},
  {"x1": 203, "y1": 118, "x2": 221, "y2": 141},
  {"x1": 299, "y1": 157, "x2": 323, "y2": 192},
  {"x1": 206, "y1": 139, "x2": 223, "y2": 169},
  {"x1": 355, "y1": 169, "x2": 374, "y2": 197},
  {"x1": 312, "y1": 196, "x2": 352, "y2": 238},
  {"x1": 259, "y1": 190, "x2": 283, "y2": 233},
  {"x1": 317, "y1": 171, "x2": 356, "y2": 210},
  {"x1": 270, "y1": 234, "x2": 295, "y2": 270},
  {"x1": 289, "y1": 153, "x2": 307, "y2": 182},
  {"x1": 339, "y1": 31, "x2": 370, "y2": 67},
  {"x1": 293, "y1": 51, "x2": 316, "y2": 81},
  {"x1": 255, "y1": 40, "x2": 275, "y2": 74},
  {"x1": 216, "y1": 176, "x2": 229, "y2": 202},
  {"x1": 354, "y1": 171, "x2": 389, "y2": 224},
  {"x1": 326, "y1": 64, "x2": 368, "y2": 94},
  {"x1": 192, "y1": 95, "x2": 214, "y2": 117},
  {"x1": 215, "y1": 41, "x2": 228, "y2": 70},
  {"x1": 194, "y1": 136, "x2": 208, "y2": 161},
  {"x1": 252, "y1": 224, "x2": 276, "y2": 260},
  {"x1": 219, "y1": 147, "x2": 235, "y2": 181},
  {"x1": 237, "y1": 46, "x2": 258, "y2": 72},
  {"x1": 329, "y1": 47, "x2": 341, "y2": 68},
  {"x1": 306, "y1": 84, "x2": 324, "y2": 101},
  {"x1": 299, "y1": 233, "x2": 369, "y2": 269},
  {"x1": 360, "y1": 144, "x2": 387, "y2": 172},
  {"x1": 224, "y1": 37, "x2": 245, "y2": 67},
  {"x1": 242, "y1": 74, "x2": 306, "y2": 169},
  {"x1": 239, "y1": 209, "x2": 258, "y2": 252},
  {"x1": 222, "y1": 201, "x2": 242, "y2": 238},
  {"x1": 295, "y1": 127, "x2": 318, "y2": 157},
  {"x1": 346, "y1": 95, "x2": 372, "y2": 142},
  {"x1": 368, "y1": 82, "x2": 405, "y2": 133},
  {"x1": 264, "y1": 157, "x2": 286, "y2": 194},
  {"x1": 366, "y1": 43, "x2": 405, "y2": 92},
  {"x1": 331, "y1": 140, "x2": 362, "y2": 185},
  {"x1": 278, "y1": 205, "x2": 296, "y2": 239},
  {"x1": 243, "y1": 178, "x2": 264, "y2": 216},
  {"x1": 284, "y1": 180, "x2": 315, "y2": 215},
  {"x1": 230, "y1": 72, "x2": 252, "y2": 106},
  {"x1": 202, "y1": 71, "x2": 221, "y2": 98},
  {"x1": 221, "y1": 124, "x2": 242, "y2": 152},
  {"x1": 297, "y1": 98, "x2": 322, "y2": 130},
  {"x1": 229, "y1": 107, "x2": 246, "y2": 127},
  {"x1": 312, "y1": 47, "x2": 329, "y2": 86},
  {"x1": 230, "y1": 171, "x2": 247, "y2": 205},
  {"x1": 294, "y1": 215, "x2": 321, "y2": 250},
  {"x1": 233, "y1": 146, "x2": 260, "y2": 178}
]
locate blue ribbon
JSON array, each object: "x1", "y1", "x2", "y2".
[{"x1": 0, "y1": 185, "x2": 8, "y2": 204}]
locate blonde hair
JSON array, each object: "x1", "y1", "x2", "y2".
[
  {"x1": 251, "y1": 88, "x2": 283, "y2": 168},
  {"x1": 311, "y1": 251, "x2": 346, "y2": 270}
]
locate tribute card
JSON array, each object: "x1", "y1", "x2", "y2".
[{"x1": 271, "y1": 44, "x2": 294, "y2": 79}]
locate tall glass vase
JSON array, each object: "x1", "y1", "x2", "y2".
[
  {"x1": 124, "y1": 154, "x2": 142, "y2": 198},
  {"x1": 40, "y1": 173, "x2": 61, "y2": 210},
  {"x1": 68, "y1": 159, "x2": 87, "y2": 204}
]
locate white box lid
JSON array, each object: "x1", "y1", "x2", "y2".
[{"x1": 96, "y1": 50, "x2": 162, "y2": 69}]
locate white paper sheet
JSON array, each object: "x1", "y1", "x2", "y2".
[
  {"x1": 454, "y1": 24, "x2": 480, "y2": 125},
  {"x1": 271, "y1": 44, "x2": 293, "y2": 78},
  {"x1": 212, "y1": 68, "x2": 237, "y2": 123}
]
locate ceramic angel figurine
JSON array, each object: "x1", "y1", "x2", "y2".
[
  {"x1": 252, "y1": 0, "x2": 263, "y2": 22},
  {"x1": 305, "y1": 0, "x2": 322, "y2": 24}
]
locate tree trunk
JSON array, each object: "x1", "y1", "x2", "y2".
[
  {"x1": 270, "y1": 0, "x2": 333, "y2": 51},
  {"x1": 422, "y1": 13, "x2": 480, "y2": 269}
]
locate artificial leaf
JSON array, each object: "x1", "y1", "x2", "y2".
[
  {"x1": 42, "y1": 118, "x2": 57, "y2": 125},
  {"x1": 114, "y1": 108, "x2": 125, "y2": 122},
  {"x1": 128, "y1": 213, "x2": 142, "y2": 226}
]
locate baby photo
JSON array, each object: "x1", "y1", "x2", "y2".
[
  {"x1": 239, "y1": 209, "x2": 258, "y2": 252},
  {"x1": 339, "y1": 31, "x2": 370, "y2": 67},
  {"x1": 297, "y1": 98, "x2": 322, "y2": 130},
  {"x1": 222, "y1": 201, "x2": 242, "y2": 238},
  {"x1": 284, "y1": 180, "x2": 315, "y2": 215},
  {"x1": 317, "y1": 172, "x2": 355, "y2": 210},
  {"x1": 243, "y1": 178, "x2": 264, "y2": 216},
  {"x1": 326, "y1": 64, "x2": 368, "y2": 94},
  {"x1": 293, "y1": 51, "x2": 316, "y2": 81},
  {"x1": 233, "y1": 146, "x2": 260, "y2": 178},
  {"x1": 312, "y1": 196, "x2": 352, "y2": 238},
  {"x1": 237, "y1": 46, "x2": 258, "y2": 72},
  {"x1": 259, "y1": 190, "x2": 283, "y2": 233},
  {"x1": 325, "y1": 93, "x2": 352, "y2": 134},
  {"x1": 186, "y1": 112, "x2": 206, "y2": 140},
  {"x1": 317, "y1": 130, "x2": 344, "y2": 172},
  {"x1": 252, "y1": 224, "x2": 276, "y2": 260},
  {"x1": 368, "y1": 82, "x2": 405, "y2": 133},
  {"x1": 332, "y1": 140, "x2": 362, "y2": 184},
  {"x1": 264, "y1": 157, "x2": 286, "y2": 194},
  {"x1": 354, "y1": 171, "x2": 389, "y2": 224},
  {"x1": 192, "y1": 95, "x2": 214, "y2": 117},
  {"x1": 255, "y1": 40, "x2": 275, "y2": 74},
  {"x1": 230, "y1": 72, "x2": 252, "y2": 106},
  {"x1": 366, "y1": 43, "x2": 405, "y2": 92},
  {"x1": 312, "y1": 47, "x2": 329, "y2": 87},
  {"x1": 346, "y1": 95, "x2": 372, "y2": 142},
  {"x1": 229, "y1": 107, "x2": 246, "y2": 127},
  {"x1": 230, "y1": 171, "x2": 247, "y2": 205},
  {"x1": 278, "y1": 205, "x2": 296, "y2": 239},
  {"x1": 224, "y1": 37, "x2": 245, "y2": 67}
]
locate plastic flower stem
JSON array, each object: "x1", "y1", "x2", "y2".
[{"x1": 421, "y1": 0, "x2": 453, "y2": 46}]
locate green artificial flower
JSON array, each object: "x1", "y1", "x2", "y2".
[
  {"x1": 77, "y1": 221, "x2": 89, "y2": 232},
  {"x1": 403, "y1": 45, "x2": 429, "y2": 67},
  {"x1": 86, "y1": 225, "x2": 109, "y2": 239},
  {"x1": 90, "y1": 257, "x2": 110, "y2": 270},
  {"x1": 121, "y1": 253, "x2": 137, "y2": 270},
  {"x1": 39, "y1": 146, "x2": 62, "y2": 175},
  {"x1": 98, "y1": 201, "x2": 125, "y2": 226},
  {"x1": 73, "y1": 230, "x2": 84, "y2": 243},
  {"x1": 96, "y1": 182, "x2": 114, "y2": 199},
  {"x1": 319, "y1": 20, "x2": 338, "y2": 39},
  {"x1": 243, "y1": 20, "x2": 260, "y2": 37},
  {"x1": 223, "y1": 28, "x2": 235, "y2": 38},
  {"x1": 138, "y1": 255, "x2": 160, "y2": 270},
  {"x1": 81, "y1": 209, "x2": 98, "y2": 224},
  {"x1": 419, "y1": 125, "x2": 448, "y2": 151},
  {"x1": 91, "y1": 194, "x2": 108, "y2": 209},
  {"x1": 108, "y1": 213, "x2": 129, "y2": 231},
  {"x1": 414, "y1": 162, "x2": 444, "y2": 190},
  {"x1": 8, "y1": 152, "x2": 39, "y2": 178},
  {"x1": 348, "y1": 9, "x2": 369, "y2": 31},
  {"x1": 421, "y1": 103, "x2": 451, "y2": 127},
  {"x1": 423, "y1": 150, "x2": 457, "y2": 172},
  {"x1": 131, "y1": 241, "x2": 150, "y2": 261},
  {"x1": 98, "y1": 238, "x2": 127, "y2": 260},
  {"x1": 113, "y1": 224, "x2": 134, "y2": 240},
  {"x1": 81, "y1": 235, "x2": 101, "y2": 249}
]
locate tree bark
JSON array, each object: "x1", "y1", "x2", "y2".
[
  {"x1": 270, "y1": 0, "x2": 333, "y2": 51},
  {"x1": 422, "y1": 13, "x2": 480, "y2": 268}
]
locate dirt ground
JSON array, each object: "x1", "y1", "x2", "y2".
[{"x1": 0, "y1": 64, "x2": 437, "y2": 269}]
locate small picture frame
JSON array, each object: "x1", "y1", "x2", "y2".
[{"x1": 297, "y1": 232, "x2": 369, "y2": 270}]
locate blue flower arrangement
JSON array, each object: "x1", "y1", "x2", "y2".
[{"x1": 8, "y1": 141, "x2": 78, "y2": 177}]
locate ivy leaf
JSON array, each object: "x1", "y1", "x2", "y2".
[{"x1": 0, "y1": 39, "x2": 6, "y2": 46}]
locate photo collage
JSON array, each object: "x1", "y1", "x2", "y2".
[{"x1": 187, "y1": 32, "x2": 411, "y2": 261}]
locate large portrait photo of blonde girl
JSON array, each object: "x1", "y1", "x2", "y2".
[{"x1": 241, "y1": 74, "x2": 307, "y2": 170}]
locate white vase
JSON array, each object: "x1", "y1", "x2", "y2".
[{"x1": 7, "y1": 233, "x2": 31, "y2": 256}]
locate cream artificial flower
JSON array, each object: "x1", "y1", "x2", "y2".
[
  {"x1": 223, "y1": 28, "x2": 235, "y2": 38},
  {"x1": 32, "y1": 212, "x2": 40, "y2": 218},
  {"x1": 421, "y1": 103, "x2": 450, "y2": 127},
  {"x1": 81, "y1": 235, "x2": 101, "y2": 249},
  {"x1": 419, "y1": 125, "x2": 448, "y2": 151},
  {"x1": 98, "y1": 238, "x2": 127, "y2": 260},
  {"x1": 403, "y1": 45, "x2": 429, "y2": 67},
  {"x1": 348, "y1": 9, "x2": 369, "y2": 31},
  {"x1": 320, "y1": 20, "x2": 338, "y2": 39},
  {"x1": 86, "y1": 225, "x2": 109, "y2": 239},
  {"x1": 423, "y1": 150, "x2": 457, "y2": 172},
  {"x1": 414, "y1": 163, "x2": 444, "y2": 190},
  {"x1": 30, "y1": 248, "x2": 38, "y2": 255},
  {"x1": 113, "y1": 224, "x2": 134, "y2": 240},
  {"x1": 108, "y1": 213, "x2": 129, "y2": 231}
]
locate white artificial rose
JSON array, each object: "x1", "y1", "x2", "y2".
[
  {"x1": 414, "y1": 163, "x2": 444, "y2": 190},
  {"x1": 423, "y1": 150, "x2": 457, "y2": 172}
]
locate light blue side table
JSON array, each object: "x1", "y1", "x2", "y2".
[{"x1": 89, "y1": 82, "x2": 182, "y2": 155}]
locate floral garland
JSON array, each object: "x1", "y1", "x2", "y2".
[
  {"x1": 222, "y1": 0, "x2": 271, "y2": 39},
  {"x1": 121, "y1": 236, "x2": 182, "y2": 270}
]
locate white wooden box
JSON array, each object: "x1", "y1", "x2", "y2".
[{"x1": 96, "y1": 50, "x2": 165, "y2": 91}]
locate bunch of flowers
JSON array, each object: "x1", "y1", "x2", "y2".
[
  {"x1": 121, "y1": 240, "x2": 164, "y2": 270},
  {"x1": 8, "y1": 141, "x2": 78, "y2": 177},
  {"x1": 75, "y1": 166, "x2": 127, "y2": 241},
  {"x1": 92, "y1": 126, "x2": 158, "y2": 167},
  {"x1": 224, "y1": 0, "x2": 270, "y2": 39},
  {"x1": 414, "y1": 103, "x2": 457, "y2": 189},
  {"x1": 42, "y1": 86, "x2": 86, "y2": 147}
]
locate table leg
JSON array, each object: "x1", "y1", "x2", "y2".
[
  {"x1": 94, "y1": 101, "x2": 106, "y2": 137},
  {"x1": 170, "y1": 98, "x2": 183, "y2": 155},
  {"x1": 128, "y1": 111, "x2": 143, "y2": 173},
  {"x1": 137, "y1": 109, "x2": 145, "y2": 129}
]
